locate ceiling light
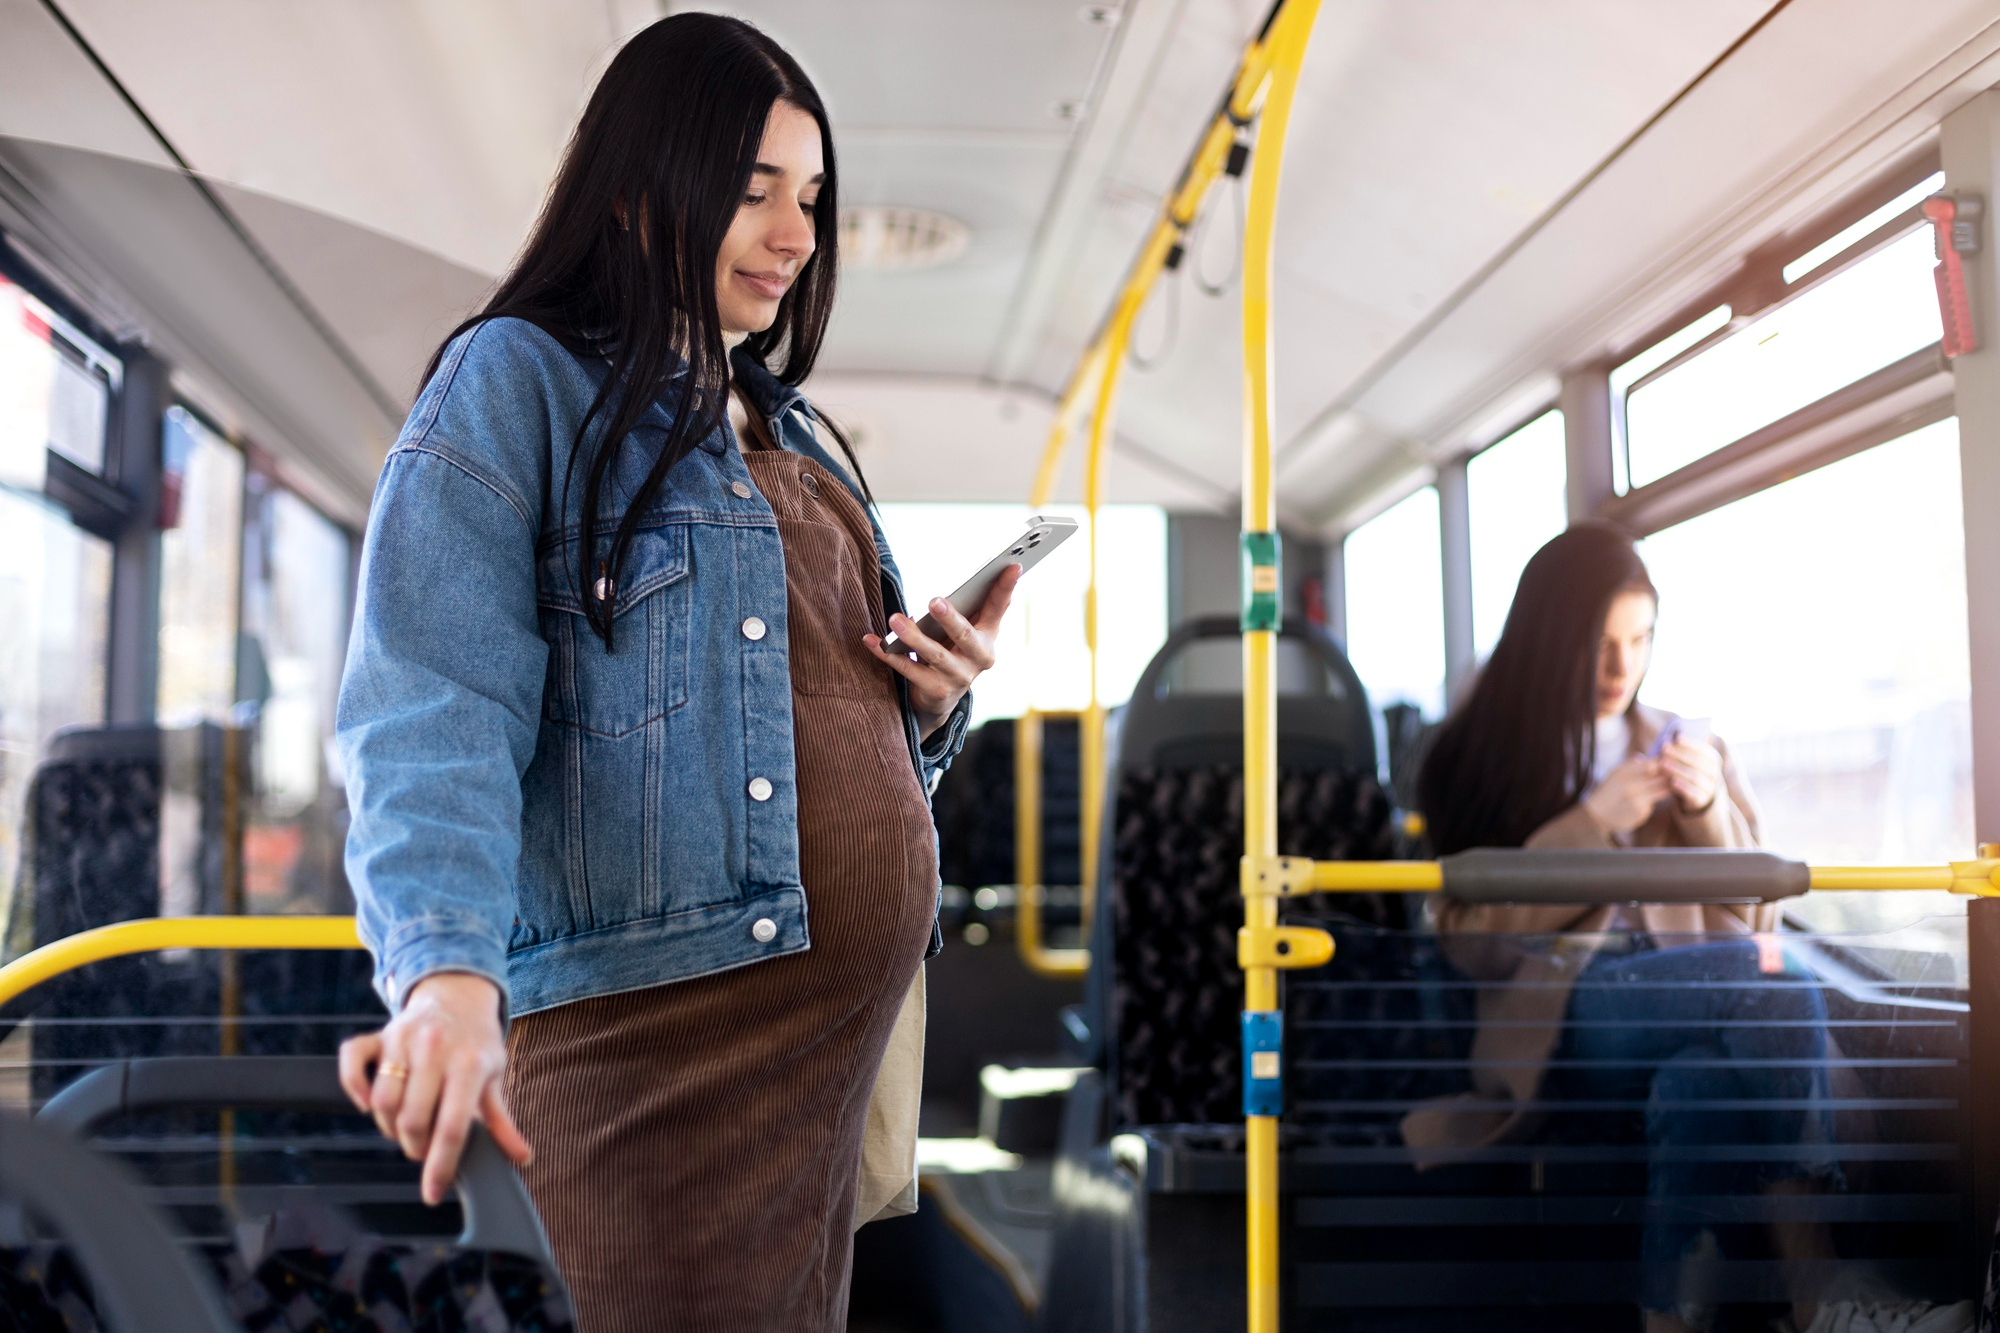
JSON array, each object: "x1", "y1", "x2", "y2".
[{"x1": 838, "y1": 207, "x2": 970, "y2": 271}]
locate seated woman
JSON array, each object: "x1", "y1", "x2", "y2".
[{"x1": 1404, "y1": 522, "x2": 1835, "y2": 1333}]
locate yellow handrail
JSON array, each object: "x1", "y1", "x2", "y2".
[
  {"x1": 1015, "y1": 710, "x2": 1092, "y2": 976},
  {"x1": 1019, "y1": 3, "x2": 1306, "y2": 988},
  {"x1": 1236, "y1": 2, "x2": 1321, "y2": 1330},
  {"x1": 0, "y1": 916, "x2": 362, "y2": 1011}
]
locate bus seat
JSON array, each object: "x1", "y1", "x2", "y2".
[
  {"x1": 38, "y1": 1055, "x2": 575, "y2": 1332},
  {"x1": 1, "y1": 1107, "x2": 236, "y2": 1333},
  {"x1": 1076, "y1": 616, "x2": 1395, "y2": 1129},
  {"x1": 4, "y1": 723, "x2": 380, "y2": 1105}
]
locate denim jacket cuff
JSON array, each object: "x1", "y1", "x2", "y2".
[
  {"x1": 919, "y1": 691, "x2": 973, "y2": 784},
  {"x1": 375, "y1": 920, "x2": 511, "y2": 1021}
]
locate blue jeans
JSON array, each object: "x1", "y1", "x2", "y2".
[{"x1": 1554, "y1": 939, "x2": 1836, "y2": 1315}]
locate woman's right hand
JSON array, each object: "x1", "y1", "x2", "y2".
[
  {"x1": 338, "y1": 972, "x2": 532, "y2": 1205},
  {"x1": 1582, "y1": 756, "x2": 1670, "y2": 835}
]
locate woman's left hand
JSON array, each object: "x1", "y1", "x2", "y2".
[
  {"x1": 1661, "y1": 737, "x2": 1724, "y2": 815},
  {"x1": 865, "y1": 564, "x2": 1021, "y2": 739}
]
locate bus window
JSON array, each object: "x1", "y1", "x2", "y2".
[
  {"x1": 873, "y1": 502, "x2": 1166, "y2": 725},
  {"x1": 1623, "y1": 223, "x2": 1942, "y2": 489},
  {"x1": 1343, "y1": 485, "x2": 1444, "y2": 719},
  {"x1": 1466, "y1": 409, "x2": 1565, "y2": 661},
  {"x1": 0, "y1": 277, "x2": 115, "y2": 952},
  {"x1": 156, "y1": 407, "x2": 244, "y2": 725},
  {"x1": 1640, "y1": 419, "x2": 1970, "y2": 933},
  {"x1": 239, "y1": 475, "x2": 353, "y2": 913}
]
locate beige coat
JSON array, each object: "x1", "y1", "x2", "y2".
[{"x1": 1400, "y1": 704, "x2": 1773, "y2": 1160}]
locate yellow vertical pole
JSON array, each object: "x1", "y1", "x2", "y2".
[
  {"x1": 1238, "y1": 3, "x2": 1320, "y2": 1331},
  {"x1": 1080, "y1": 300, "x2": 1140, "y2": 906}
]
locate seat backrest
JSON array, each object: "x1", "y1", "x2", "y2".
[
  {"x1": 1085, "y1": 618, "x2": 1394, "y2": 1129},
  {"x1": 0, "y1": 1109, "x2": 234, "y2": 1333}
]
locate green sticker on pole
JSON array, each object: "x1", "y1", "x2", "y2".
[{"x1": 1241, "y1": 530, "x2": 1281, "y2": 632}]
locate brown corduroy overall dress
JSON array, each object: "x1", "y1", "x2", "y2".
[{"x1": 505, "y1": 441, "x2": 939, "y2": 1333}]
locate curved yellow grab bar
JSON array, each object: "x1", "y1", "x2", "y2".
[
  {"x1": 0, "y1": 916, "x2": 362, "y2": 1010},
  {"x1": 1015, "y1": 711, "x2": 1093, "y2": 977}
]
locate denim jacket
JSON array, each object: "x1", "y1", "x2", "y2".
[{"x1": 337, "y1": 318, "x2": 968, "y2": 1017}]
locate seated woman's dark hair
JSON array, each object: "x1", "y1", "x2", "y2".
[
  {"x1": 1417, "y1": 521, "x2": 1656, "y2": 853},
  {"x1": 422, "y1": 13, "x2": 854, "y2": 648}
]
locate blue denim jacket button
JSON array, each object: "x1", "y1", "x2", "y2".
[
  {"x1": 748, "y1": 777, "x2": 773, "y2": 801},
  {"x1": 742, "y1": 617, "x2": 767, "y2": 641},
  {"x1": 730, "y1": 481, "x2": 753, "y2": 499},
  {"x1": 751, "y1": 918, "x2": 777, "y2": 943}
]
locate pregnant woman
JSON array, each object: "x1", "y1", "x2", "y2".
[{"x1": 332, "y1": 15, "x2": 1017, "y2": 1330}]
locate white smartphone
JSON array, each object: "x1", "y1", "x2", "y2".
[
  {"x1": 1647, "y1": 715, "x2": 1712, "y2": 759},
  {"x1": 882, "y1": 515, "x2": 1079, "y2": 650}
]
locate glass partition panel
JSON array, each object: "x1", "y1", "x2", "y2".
[
  {"x1": 1343, "y1": 486, "x2": 1444, "y2": 718},
  {"x1": 156, "y1": 407, "x2": 244, "y2": 725},
  {"x1": 1281, "y1": 906, "x2": 1971, "y2": 1321},
  {"x1": 1624, "y1": 229, "x2": 1941, "y2": 489},
  {"x1": 1467, "y1": 410, "x2": 1566, "y2": 661}
]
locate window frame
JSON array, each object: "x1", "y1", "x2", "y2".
[{"x1": 1592, "y1": 149, "x2": 1951, "y2": 537}]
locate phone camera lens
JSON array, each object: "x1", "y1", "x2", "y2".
[
  {"x1": 1028, "y1": 535, "x2": 1042, "y2": 546},
  {"x1": 1010, "y1": 546, "x2": 1024, "y2": 555}
]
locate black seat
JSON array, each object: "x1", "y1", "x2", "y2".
[
  {"x1": 1077, "y1": 616, "x2": 1394, "y2": 1128},
  {"x1": 0, "y1": 1108, "x2": 235, "y2": 1333},
  {"x1": 38, "y1": 1055, "x2": 575, "y2": 1333}
]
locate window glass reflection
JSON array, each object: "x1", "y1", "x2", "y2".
[
  {"x1": 1640, "y1": 420, "x2": 1970, "y2": 936},
  {"x1": 1624, "y1": 229, "x2": 1941, "y2": 489},
  {"x1": 1467, "y1": 410, "x2": 1566, "y2": 661},
  {"x1": 0, "y1": 491, "x2": 111, "y2": 949},
  {"x1": 239, "y1": 475, "x2": 352, "y2": 912},
  {"x1": 157, "y1": 407, "x2": 244, "y2": 725},
  {"x1": 1343, "y1": 486, "x2": 1444, "y2": 718}
]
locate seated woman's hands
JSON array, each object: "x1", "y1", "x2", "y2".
[
  {"x1": 865, "y1": 563, "x2": 1021, "y2": 739},
  {"x1": 338, "y1": 973, "x2": 532, "y2": 1205},
  {"x1": 1660, "y1": 736, "x2": 1723, "y2": 814},
  {"x1": 1583, "y1": 756, "x2": 1670, "y2": 834},
  {"x1": 1583, "y1": 737, "x2": 1726, "y2": 835}
]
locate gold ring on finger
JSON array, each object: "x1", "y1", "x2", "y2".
[{"x1": 380, "y1": 1063, "x2": 410, "y2": 1081}]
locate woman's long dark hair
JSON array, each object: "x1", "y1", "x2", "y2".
[
  {"x1": 1417, "y1": 522, "x2": 1657, "y2": 853},
  {"x1": 422, "y1": 13, "x2": 851, "y2": 648}
]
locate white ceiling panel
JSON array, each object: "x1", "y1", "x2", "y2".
[
  {"x1": 54, "y1": 0, "x2": 639, "y2": 274},
  {"x1": 0, "y1": 0, "x2": 173, "y2": 168}
]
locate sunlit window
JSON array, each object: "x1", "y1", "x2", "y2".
[
  {"x1": 874, "y1": 503, "x2": 1166, "y2": 726},
  {"x1": 1623, "y1": 228, "x2": 1942, "y2": 489},
  {"x1": 1467, "y1": 410, "x2": 1566, "y2": 661},
  {"x1": 0, "y1": 277, "x2": 114, "y2": 485},
  {"x1": 240, "y1": 476, "x2": 352, "y2": 912},
  {"x1": 1639, "y1": 420, "x2": 1969, "y2": 931},
  {"x1": 0, "y1": 272, "x2": 115, "y2": 951},
  {"x1": 157, "y1": 407, "x2": 244, "y2": 725},
  {"x1": 1343, "y1": 486, "x2": 1444, "y2": 718}
]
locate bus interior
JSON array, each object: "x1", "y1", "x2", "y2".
[{"x1": 4, "y1": 2, "x2": 2000, "y2": 1331}]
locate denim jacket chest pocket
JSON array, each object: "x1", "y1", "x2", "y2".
[{"x1": 537, "y1": 523, "x2": 692, "y2": 737}]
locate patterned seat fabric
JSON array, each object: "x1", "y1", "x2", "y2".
[
  {"x1": 1, "y1": 1243, "x2": 102, "y2": 1333},
  {"x1": 1110, "y1": 764, "x2": 1394, "y2": 1128}
]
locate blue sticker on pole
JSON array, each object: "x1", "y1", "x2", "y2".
[{"x1": 1242, "y1": 1010, "x2": 1283, "y2": 1117}]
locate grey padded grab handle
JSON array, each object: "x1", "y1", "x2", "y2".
[
  {"x1": 0, "y1": 1110, "x2": 235, "y2": 1333},
  {"x1": 38, "y1": 1056, "x2": 554, "y2": 1262},
  {"x1": 1439, "y1": 847, "x2": 1811, "y2": 905}
]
